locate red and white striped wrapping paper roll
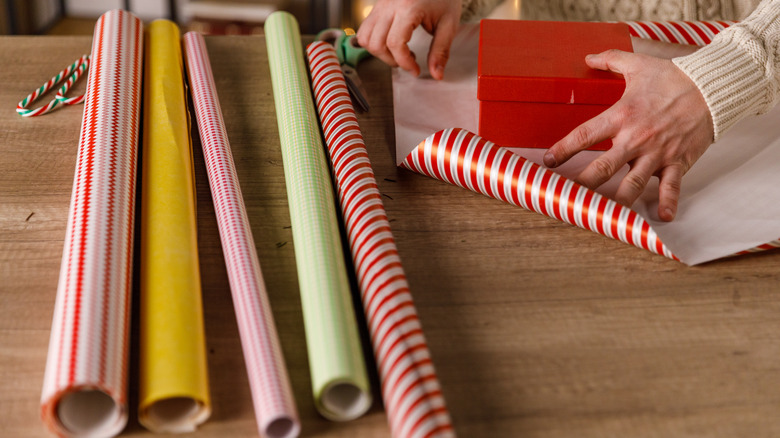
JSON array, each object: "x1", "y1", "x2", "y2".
[
  {"x1": 306, "y1": 41, "x2": 454, "y2": 438},
  {"x1": 40, "y1": 9, "x2": 142, "y2": 437},
  {"x1": 401, "y1": 128, "x2": 678, "y2": 260},
  {"x1": 183, "y1": 32, "x2": 300, "y2": 438},
  {"x1": 625, "y1": 20, "x2": 734, "y2": 45},
  {"x1": 739, "y1": 240, "x2": 780, "y2": 254}
]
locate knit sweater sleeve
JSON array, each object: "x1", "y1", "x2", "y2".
[
  {"x1": 461, "y1": 0, "x2": 503, "y2": 22},
  {"x1": 672, "y1": 0, "x2": 780, "y2": 140}
]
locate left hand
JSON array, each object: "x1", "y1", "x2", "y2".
[
  {"x1": 356, "y1": 0, "x2": 461, "y2": 80},
  {"x1": 542, "y1": 50, "x2": 714, "y2": 222}
]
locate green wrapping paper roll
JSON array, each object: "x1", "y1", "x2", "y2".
[{"x1": 264, "y1": 11, "x2": 372, "y2": 421}]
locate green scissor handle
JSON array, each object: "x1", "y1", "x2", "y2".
[
  {"x1": 341, "y1": 34, "x2": 370, "y2": 68},
  {"x1": 316, "y1": 28, "x2": 370, "y2": 68}
]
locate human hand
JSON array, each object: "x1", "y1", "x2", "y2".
[
  {"x1": 631, "y1": 37, "x2": 699, "y2": 59},
  {"x1": 356, "y1": 0, "x2": 461, "y2": 80},
  {"x1": 542, "y1": 50, "x2": 714, "y2": 222}
]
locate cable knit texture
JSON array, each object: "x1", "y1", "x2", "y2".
[
  {"x1": 519, "y1": 0, "x2": 758, "y2": 20},
  {"x1": 673, "y1": 0, "x2": 780, "y2": 139},
  {"x1": 462, "y1": 0, "x2": 503, "y2": 21}
]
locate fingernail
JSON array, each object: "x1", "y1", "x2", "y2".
[
  {"x1": 434, "y1": 64, "x2": 444, "y2": 79},
  {"x1": 543, "y1": 152, "x2": 557, "y2": 167},
  {"x1": 664, "y1": 208, "x2": 674, "y2": 220},
  {"x1": 585, "y1": 54, "x2": 594, "y2": 61}
]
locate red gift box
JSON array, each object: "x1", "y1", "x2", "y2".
[{"x1": 477, "y1": 19, "x2": 633, "y2": 150}]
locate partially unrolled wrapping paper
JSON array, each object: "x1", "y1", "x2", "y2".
[
  {"x1": 393, "y1": 20, "x2": 780, "y2": 265},
  {"x1": 138, "y1": 19, "x2": 211, "y2": 433},
  {"x1": 41, "y1": 9, "x2": 143, "y2": 437},
  {"x1": 183, "y1": 31, "x2": 300, "y2": 438},
  {"x1": 264, "y1": 11, "x2": 372, "y2": 421},
  {"x1": 307, "y1": 41, "x2": 455, "y2": 437},
  {"x1": 402, "y1": 128, "x2": 675, "y2": 258}
]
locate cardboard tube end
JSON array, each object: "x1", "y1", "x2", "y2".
[
  {"x1": 141, "y1": 397, "x2": 209, "y2": 433},
  {"x1": 320, "y1": 382, "x2": 371, "y2": 421},
  {"x1": 265, "y1": 417, "x2": 300, "y2": 438},
  {"x1": 57, "y1": 389, "x2": 124, "y2": 436}
]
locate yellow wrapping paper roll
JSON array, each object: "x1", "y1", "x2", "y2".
[{"x1": 139, "y1": 19, "x2": 211, "y2": 433}]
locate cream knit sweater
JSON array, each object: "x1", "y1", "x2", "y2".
[
  {"x1": 464, "y1": 0, "x2": 779, "y2": 140},
  {"x1": 519, "y1": 0, "x2": 758, "y2": 21}
]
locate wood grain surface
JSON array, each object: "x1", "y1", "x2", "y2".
[{"x1": 1, "y1": 35, "x2": 779, "y2": 438}]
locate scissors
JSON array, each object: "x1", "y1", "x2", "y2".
[{"x1": 316, "y1": 28, "x2": 371, "y2": 112}]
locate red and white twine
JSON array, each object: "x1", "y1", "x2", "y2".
[{"x1": 17, "y1": 54, "x2": 90, "y2": 117}]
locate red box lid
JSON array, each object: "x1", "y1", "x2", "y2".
[{"x1": 478, "y1": 20, "x2": 632, "y2": 105}]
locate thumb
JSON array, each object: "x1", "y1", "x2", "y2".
[
  {"x1": 427, "y1": 16, "x2": 458, "y2": 80},
  {"x1": 585, "y1": 49, "x2": 634, "y2": 75}
]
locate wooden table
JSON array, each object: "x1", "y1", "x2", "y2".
[{"x1": 2, "y1": 35, "x2": 780, "y2": 438}]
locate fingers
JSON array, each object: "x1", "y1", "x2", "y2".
[
  {"x1": 657, "y1": 165, "x2": 683, "y2": 222},
  {"x1": 585, "y1": 49, "x2": 634, "y2": 74},
  {"x1": 427, "y1": 15, "x2": 458, "y2": 80},
  {"x1": 544, "y1": 110, "x2": 619, "y2": 168},
  {"x1": 575, "y1": 142, "x2": 635, "y2": 190},
  {"x1": 614, "y1": 156, "x2": 656, "y2": 207},
  {"x1": 387, "y1": 11, "x2": 423, "y2": 76},
  {"x1": 631, "y1": 37, "x2": 699, "y2": 59},
  {"x1": 355, "y1": 13, "x2": 373, "y2": 47},
  {"x1": 360, "y1": 13, "x2": 399, "y2": 69}
]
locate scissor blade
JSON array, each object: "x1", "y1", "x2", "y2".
[{"x1": 342, "y1": 65, "x2": 370, "y2": 112}]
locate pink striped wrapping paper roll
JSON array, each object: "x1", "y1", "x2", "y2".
[
  {"x1": 307, "y1": 41, "x2": 454, "y2": 438},
  {"x1": 625, "y1": 20, "x2": 735, "y2": 45},
  {"x1": 183, "y1": 32, "x2": 300, "y2": 438},
  {"x1": 40, "y1": 9, "x2": 143, "y2": 437},
  {"x1": 401, "y1": 128, "x2": 678, "y2": 260}
]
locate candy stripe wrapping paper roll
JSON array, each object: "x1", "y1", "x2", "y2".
[
  {"x1": 40, "y1": 9, "x2": 142, "y2": 437},
  {"x1": 264, "y1": 11, "x2": 372, "y2": 421},
  {"x1": 624, "y1": 20, "x2": 735, "y2": 45},
  {"x1": 183, "y1": 32, "x2": 301, "y2": 438},
  {"x1": 401, "y1": 128, "x2": 677, "y2": 260},
  {"x1": 139, "y1": 20, "x2": 211, "y2": 433},
  {"x1": 306, "y1": 41, "x2": 454, "y2": 438}
]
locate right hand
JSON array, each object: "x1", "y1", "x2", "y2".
[
  {"x1": 543, "y1": 50, "x2": 714, "y2": 222},
  {"x1": 356, "y1": 0, "x2": 461, "y2": 80}
]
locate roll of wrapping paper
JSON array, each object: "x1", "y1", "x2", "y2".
[
  {"x1": 306, "y1": 41, "x2": 455, "y2": 438},
  {"x1": 138, "y1": 20, "x2": 211, "y2": 433},
  {"x1": 401, "y1": 128, "x2": 678, "y2": 260},
  {"x1": 40, "y1": 9, "x2": 142, "y2": 437},
  {"x1": 624, "y1": 20, "x2": 735, "y2": 44},
  {"x1": 183, "y1": 31, "x2": 301, "y2": 437},
  {"x1": 264, "y1": 11, "x2": 372, "y2": 421}
]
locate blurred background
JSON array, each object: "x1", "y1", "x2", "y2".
[{"x1": 0, "y1": 0, "x2": 385, "y2": 36}]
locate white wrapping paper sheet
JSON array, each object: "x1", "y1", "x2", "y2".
[{"x1": 393, "y1": 24, "x2": 780, "y2": 265}]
